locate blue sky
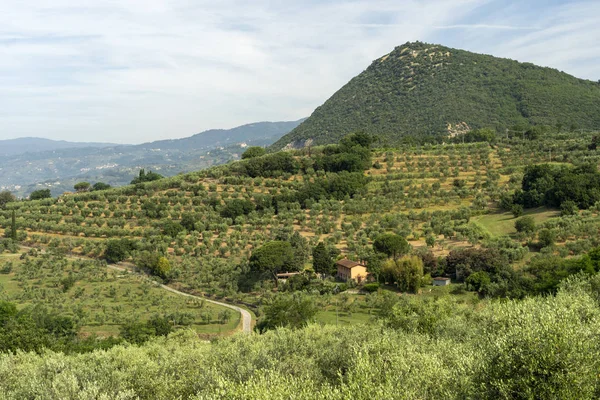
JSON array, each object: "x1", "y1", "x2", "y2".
[{"x1": 1, "y1": 0, "x2": 598, "y2": 144}]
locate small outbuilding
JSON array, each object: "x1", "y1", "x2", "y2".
[
  {"x1": 432, "y1": 277, "x2": 451, "y2": 286},
  {"x1": 336, "y1": 259, "x2": 368, "y2": 283}
]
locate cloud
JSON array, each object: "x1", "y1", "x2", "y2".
[
  {"x1": 435, "y1": 1, "x2": 600, "y2": 80},
  {"x1": 0, "y1": 0, "x2": 598, "y2": 144}
]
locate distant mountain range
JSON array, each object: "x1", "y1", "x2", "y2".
[
  {"x1": 0, "y1": 137, "x2": 121, "y2": 157},
  {"x1": 273, "y1": 41, "x2": 600, "y2": 149},
  {"x1": 137, "y1": 120, "x2": 305, "y2": 151},
  {"x1": 0, "y1": 119, "x2": 304, "y2": 197}
]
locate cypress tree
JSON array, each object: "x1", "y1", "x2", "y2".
[{"x1": 312, "y1": 242, "x2": 334, "y2": 275}]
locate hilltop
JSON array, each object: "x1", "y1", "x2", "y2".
[{"x1": 273, "y1": 42, "x2": 600, "y2": 149}]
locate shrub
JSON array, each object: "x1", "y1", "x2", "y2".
[
  {"x1": 511, "y1": 204, "x2": 523, "y2": 218},
  {"x1": 362, "y1": 283, "x2": 380, "y2": 293},
  {"x1": 560, "y1": 200, "x2": 578, "y2": 216},
  {"x1": 241, "y1": 146, "x2": 266, "y2": 159},
  {"x1": 515, "y1": 216, "x2": 535, "y2": 233},
  {"x1": 538, "y1": 229, "x2": 557, "y2": 248}
]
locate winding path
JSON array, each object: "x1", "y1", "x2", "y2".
[
  {"x1": 107, "y1": 263, "x2": 252, "y2": 334},
  {"x1": 159, "y1": 283, "x2": 252, "y2": 333}
]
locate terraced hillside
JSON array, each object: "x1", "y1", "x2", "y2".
[{"x1": 2, "y1": 130, "x2": 600, "y2": 303}]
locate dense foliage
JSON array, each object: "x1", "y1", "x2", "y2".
[
  {"x1": 130, "y1": 169, "x2": 164, "y2": 185},
  {"x1": 0, "y1": 274, "x2": 599, "y2": 398},
  {"x1": 513, "y1": 163, "x2": 600, "y2": 209}
]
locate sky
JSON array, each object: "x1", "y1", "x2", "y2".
[{"x1": 1, "y1": 0, "x2": 599, "y2": 144}]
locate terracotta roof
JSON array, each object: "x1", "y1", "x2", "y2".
[{"x1": 336, "y1": 259, "x2": 364, "y2": 269}]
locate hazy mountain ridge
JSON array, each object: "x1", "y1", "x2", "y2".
[
  {"x1": 273, "y1": 42, "x2": 600, "y2": 149},
  {"x1": 0, "y1": 119, "x2": 304, "y2": 197},
  {"x1": 0, "y1": 137, "x2": 122, "y2": 157},
  {"x1": 138, "y1": 120, "x2": 306, "y2": 151}
]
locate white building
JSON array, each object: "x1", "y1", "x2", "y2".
[{"x1": 432, "y1": 277, "x2": 451, "y2": 286}]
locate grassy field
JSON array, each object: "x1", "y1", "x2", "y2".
[
  {"x1": 0, "y1": 251, "x2": 240, "y2": 338},
  {"x1": 315, "y1": 310, "x2": 374, "y2": 325},
  {"x1": 472, "y1": 207, "x2": 559, "y2": 237}
]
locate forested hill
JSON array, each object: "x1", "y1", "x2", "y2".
[{"x1": 272, "y1": 41, "x2": 600, "y2": 149}]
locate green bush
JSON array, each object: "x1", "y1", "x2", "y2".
[
  {"x1": 515, "y1": 216, "x2": 535, "y2": 233},
  {"x1": 362, "y1": 283, "x2": 380, "y2": 293}
]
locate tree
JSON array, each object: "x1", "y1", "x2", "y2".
[
  {"x1": 425, "y1": 235, "x2": 436, "y2": 248},
  {"x1": 180, "y1": 213, "x2": 197, "y2": 231},
  {"x1": 453, "y1": 179, "x2": 466, "y2": 189},
  {"x1": 382, "y1": 256, "x2": 423, "y2": 293},
  {"x1": 241, "y1": 146, "x2": 266, "y2": 159},
  {"x1": 465, "y1": 271, "x2": 491, "y2": 292},
  {"x1": 5, "y1": 210, "x2": 17, "y2": 241},
  {"x1": 147, "y1": 315, "x2": 172, "y2": 337},
  {"x1": 0, "y1": 191, "x2": 15, "y2": 209},
  {"x1": 588, "y1": 135, "x2": 600, "y2": 150},
  {"x1": 515, "y1": 163, "x2": 600, "y2": 209},
  {"x1": 373, "y1": 233, "x2": 410, "y2": 259},
  {"x1": 162, "y1": 220, "x2": 185, "y2": 238},
  {"x1": 218, "y1": 310, "x2": 232, "y2": 325},
  {"x1": 515, "y1": 216, "x2": 536, "y2": 233},
  {"x1": 220, "y1": 199, "x2": 254, "y2": 220},
  {"x1": 154, "y1": 257, "x2": 171, "y2": 279},
  {"x1": 131, "y1": 169, "x2": 164, "y2": 185},
  {"x1": 538, "y1": 229, "x2": 556, "y2": 248},
  {"x1": 29, "y1": 189, "x2": 51, "y2": 200},
  {"x1": 340, "y1": 132, "x2": 375, "y2": 149},
  {"x1": 560, "y1": 200, "x2": 578, "y2": 216},
  {"x1": 455, "y1": 128, "x2": 496, "y2": 143},
  {"x1": 312, "y1": 242, "x2": 335, "y2": 275},
  {"x1": 289, "y1": 231, "x2": 310, "y2": 271},
  {"x1": 0, "y1": 301, "x2": 17, "y2": 325},
  {"x1": 511, "y1": 204, "x2": 524, "y2": 218},
  {"x1": 74, "y1": 182, "x2": 91, "y2": 192},
  {"x1": 104, "y1": 238, "x2": 136, "y2": 263},
  {"x1": 255, "y1": 293, "x2": 318, "y2": 333},
  {"x1": 249, "y1": 241, "x2": 295, "y2": 284},
  {"x1": 445, "y1": 248, "x2": 507, "y2": 282},
  {"x1": 120, "y1": 321, "x2": 155, "y2": 345},
  {"x1": 92, "y1": 182, "x2": 111, "y2": 191}
]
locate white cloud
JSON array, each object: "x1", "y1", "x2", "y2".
[{"x1": 0, "y1": 0, "x2": 598, "y2": 144}]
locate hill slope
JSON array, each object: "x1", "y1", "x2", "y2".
[
  {"x1": 273, "y1": 42, "x2": 600, "y2": 149},
  {"x1": 0, "y1": 137, "x2": 121, "y2": 157}
]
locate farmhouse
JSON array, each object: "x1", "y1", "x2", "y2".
[
  {"x1": 433, "y1": 277, "x2": 451, "y2": 286},
  {"x1": 336, "y1": 259, "x2": 368, "y2": 283}
]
